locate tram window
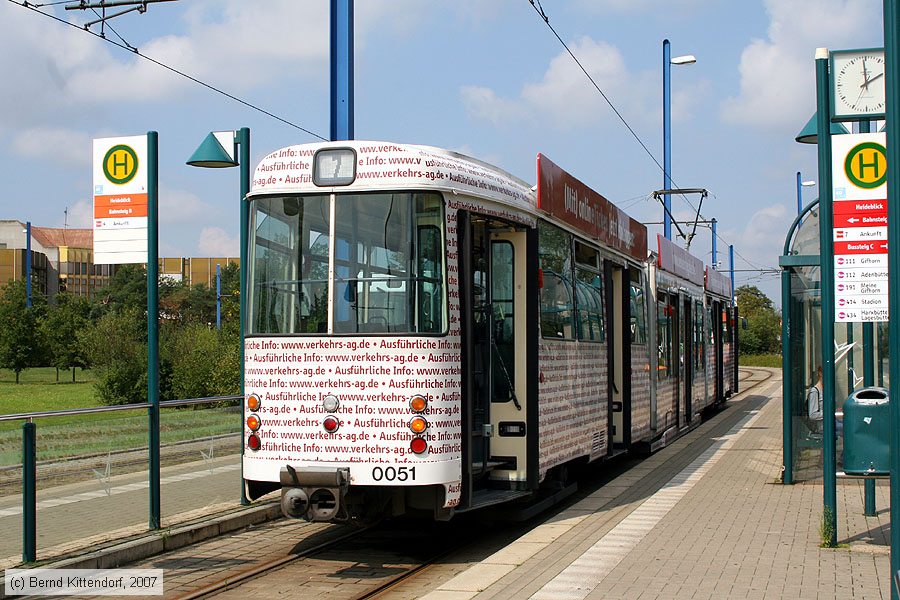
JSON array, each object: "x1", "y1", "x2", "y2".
[
  {"x1": 574, "y1": 242, "x2": 604, "y2": 342},
  {"x1": 657, "y1": 293, "x2": 671, "y2": 379},
  {"x1": 629, "y1": 273, "x2": 647, "y2": 345},
  {"x1": 694, "y1": 301, "x2": 705, "y2": 371},
  {"x1": 248, "y1": 192, "x2": 445, "y2": 335},
  {"x1": 539, "y1": 222, "x2": 574, "y2": 339},
  {"x1": 332, "y1": 192, "x2": 445, "y2": 334},
  {"x1": 249, "y1": 194, "x2": 330, "y2": 335},
  {"x1": 575, "y1": 268, "x2": 604, "y2": 342}
]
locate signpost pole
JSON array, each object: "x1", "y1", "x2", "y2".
[
  {"x1": 25, "y1": 221, "x2": 31, "y2": 308},
  {"x1": 238, "y1": 127, "x2": 250, "y2": 506},
  {"x1": 883, "y1": 3, "x2": 900, "y2": 596},
  {"x1": 147, "y1": 131, "x2": 160, "y2": 529},
  {"x1": 814, "y1": 49, "x2": 838, "y2": 547}
]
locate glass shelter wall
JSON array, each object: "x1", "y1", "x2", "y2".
[{"x1": 785, "y1": 207, "x2": 890, "y2": 481}]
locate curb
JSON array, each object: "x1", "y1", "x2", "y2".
[{"x1": 2, "y1": 501, "x2": 281, "y2": 598}]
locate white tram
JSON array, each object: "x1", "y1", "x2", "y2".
[{"x1": 241, "y1": 141, "x2": 737, "y2": 523}]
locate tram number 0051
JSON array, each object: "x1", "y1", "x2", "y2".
[{"x1": 371, "y1": 466, "x2": 416, "y2": 482}]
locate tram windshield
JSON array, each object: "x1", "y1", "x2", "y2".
[{"x1": 249, "y1": 192, "x2": 446, "y2": 335}]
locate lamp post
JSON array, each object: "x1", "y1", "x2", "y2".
[
  {"x1": 187, "y1": 127, "x2": 250, "y2": 506},
  {"x1": 711, "y1": 218, "x2": 717, "y2": 270},
  {"x1": 662, "y1": 39, "x2": 696, "y2": 240},
  {"x1": 796, "y1": 173, "x2": 816, "y2": 215},
  {"x1": 24, "y1": 221, "x2": 31, "y2": 308}
]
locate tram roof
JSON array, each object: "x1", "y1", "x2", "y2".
[
  {"x1": 249, "y1": 140, "x2": 536, "y2": 214},
  {"x1": 250, "y1": 140, "x2": 648, "y2": 261}
]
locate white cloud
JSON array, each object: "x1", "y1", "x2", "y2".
[
  {"x1": 11, "y1": 128, "x2": 92, "y2": 167},
  {"x1": 462, "y1": 37, "x2": 658, "y2": 129},
  {"x1": 722, "y1": 203, "x2": 789, "y2": 270},
  {"x1": 571, "y1": 0, "x2": 712, "y2": 14},
  {"x1": 721, "y1": 0, "x2": 882, "y2": 130},
  {"x1": 198, "y1": 226, "x2": 238, "y2": 256},
  {"x1": 65, "y1": 200, "x2": 93, "y2": 229}
]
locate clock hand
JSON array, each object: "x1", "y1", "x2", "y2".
[{"x1": 861, "y1": 72, "x2": 884, "y2": 87}]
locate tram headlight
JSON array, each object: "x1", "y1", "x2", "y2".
[
  {"x1": 247, "y1": 433, "x2": 261, "y2": 451},
  {"x1": 409, "y1": 395, "x2": 428, "y2": 413},
  {"x1": 247, "y1": 394, "x2": 261, "y2": 412},
  {"x1": 410, "y1": 437, "x2": 428, "y2": 455},
  {"x1": 323, "y1": 416, "x2": 341, "y2": 433},
  {"x1": 322, "y1": 394, "x2": 340, "y2": 413},
  {"x1": 408, "y1": 416, "x2": 428, "y2": 434},
  {"x1": 246, "y1": 415, "x2": 261, "y2": 431}
]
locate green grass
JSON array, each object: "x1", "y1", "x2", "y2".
[
  {"x1": 0, "y1": 367, "x2": 240, "y2": 466},
  {"x1": 740, "y1": 354, "x2": 782, "y2": 368}
]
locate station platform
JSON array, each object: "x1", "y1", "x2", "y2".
[
  {"x1": 416, "y1": 367, "x2": 891, "y2": 600},
  {"x1": 5, "y1": 367, "x2": 892, "y2": 599}
]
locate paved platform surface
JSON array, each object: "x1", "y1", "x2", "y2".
[{"x1": 419, "y1": 368, "x2": 892, "y2": 600}]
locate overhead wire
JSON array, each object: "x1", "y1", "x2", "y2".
[
  {"x1": 527, "y1": 0, "x2": 760, "y2": 271},
  {"x1": 11, "y1": 0, "x2": 329, "y2": 141}
]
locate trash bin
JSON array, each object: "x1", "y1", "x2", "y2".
[{"x1": 843, "y1": 387, "x2": 890, "y2": 475}]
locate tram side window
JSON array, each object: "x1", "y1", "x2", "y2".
[
  {"x1": 723, "y1": 306, "x2": 733, "y2": 344},
  {"x1": 694, "y1": 301, "x2": 705, "y2": 372},
  {"x1": 539, "y1": 222, "x2": 574, "y2": 339},
  {"x1": 574, "y1": 241, "x2": 604, "y2": 342},
  {"x1": 629, "y1": 272, "x2": 647, "y2": 345},
  {"x1": 657, "y1": 293, "x2": 672, "y2": 379}
]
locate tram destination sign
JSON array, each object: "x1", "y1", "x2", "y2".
[
  {"x1": 93, "y1": 135, "x2": 149, "y2": 265},
  {"x1": 831, "y1": 132, "x2": 888, "y2": 323}
]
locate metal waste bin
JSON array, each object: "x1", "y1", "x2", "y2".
[{"x1": 842, "y1": 387, "x2": 890, "y2": 475}]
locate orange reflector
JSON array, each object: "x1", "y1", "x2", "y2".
[
  {"x1": 247, "y1": 434, "x2": 261, "y2": 451},
  {"x1": 247, "y1": 394, "x2": 261, "y2": 412},
  {"x1": 323, "y1": 416, "x2": 340, "y2": 433},
  {"x1": 246, "y1": 415, "x2": 261, "y2": 431},
  {"x1": 408, "y1": 416, "x2": 428, "y2": 434},
  {"x1": 410, "y1": 437, "x2": 428, "y2": 454},
  {"x1": 409, "y1": 395, "x2": 428, "y2": 413}
]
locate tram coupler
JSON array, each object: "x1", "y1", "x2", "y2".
[{"x1": 280, "y1": 466, "x2": 349, "y2": 522}]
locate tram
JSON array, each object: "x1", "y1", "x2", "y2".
[{"x1": 241, "y1": 141, "x2": 737, "y2": 523}]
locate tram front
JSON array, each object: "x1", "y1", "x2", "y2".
[{"x1": 242, "y1": 145, "x2": 463, "y2": 523}]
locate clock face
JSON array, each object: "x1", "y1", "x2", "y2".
[{"x1": 833, "y1": 50, "x2": 886, "y2": 117}]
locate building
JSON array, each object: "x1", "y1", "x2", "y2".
[{"x1": 0, "y1": 220, "x2": 238, "y2": 302}]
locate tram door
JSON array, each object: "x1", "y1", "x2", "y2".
[
  {"x1": 459, "y1": 211, "x2": 529, "y2": 498},
  {"x1": 607, "y1": 264, "x2": 626, "y2": 449},
  {"x1": 682, "y1": 296, "x2": 693, "y2": 425}
]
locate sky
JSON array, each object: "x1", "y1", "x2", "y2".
[{"x1": 0, "y1": 0, "x2": 888, "y2": 305}]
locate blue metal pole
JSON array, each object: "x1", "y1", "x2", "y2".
[
  {"x1": 238, "y1": 127, "x2": 250, "y2": 506},
  {"x1": 796, "y1": 171, "x2": 803, "y2": 215},
  {"x1": 814, "y1": 49, "x2": 837, "y2": 547},
  {"x1": 663, "y1": 39, "x2": 672, "y2": 240},
  {"x1": 883, "y1": 2, "x2": 900, "y2": 594},
  {"x1": 22, "y1": 421, "x2": 35, "y2": 562},
  {"x1": 216, "y1": 263, "x2": 221, "y2": 331},
  {"x1": 147, "y1": 131, "x2": 160, "y2": 530},
  {"x1": 729, "y1": 245, "x2": 735, "y2": 300},
  {"x1": 25, "y1": 221, "x2": 31, "y2": 308},
  {"x1": 330, "y1": 0, "x2": 354, "y2": 141},
  {"x1": 711, "y1": 218, "x2": 717, "y2": 269}
]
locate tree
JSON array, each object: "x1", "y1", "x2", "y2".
[
  {"x1": 41, "y1": 293, "x2": 92, "y2": 382},
  {"x1": 79, "y1": 307, "x2": 147, "y2": 405},
  {"x1": 0, "y1": 280, "x2": 47, "y2": 383},
  {"x1": 735, "y1": 285, "x2": 781, "y2": 355}
]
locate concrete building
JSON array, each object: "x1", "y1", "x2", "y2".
[{"x1": 0, "y1": 220, "x2": 238, "y2": 302}]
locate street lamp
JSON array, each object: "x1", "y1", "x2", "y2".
[
  {"x1": 187, "y1": 127, "x2": 250, "y2": 506},
  {"x1": 796, "y1": 174, "x2": 816, "y2": 215},
  {"x1": 663, "y1": 39, "x2": 696, "y2": 240}
]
